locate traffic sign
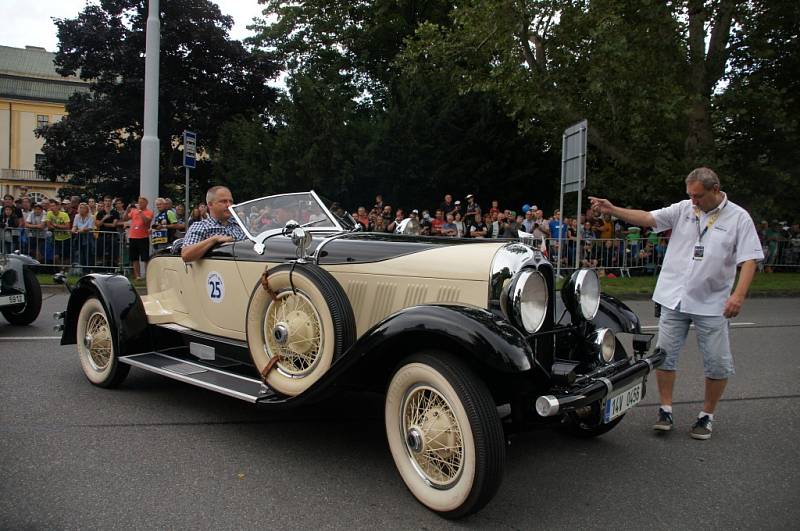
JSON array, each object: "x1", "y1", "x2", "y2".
[
  {"x1": 183, "y1": 131, "x2": 197, "y2": 169},
  {"x1": 561, "y1": 120, "x2": 587, "y2": 193}
]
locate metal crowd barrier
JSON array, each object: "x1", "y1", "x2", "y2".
[
  {"x1": 1, "y1": 227, "x2": 132, "y2": 275},
  {"x1": 541, "y1": 236, "x2": 799, "y2": 274},
  {"x1": 1, "y1": 226, "x2": 796, "y2": 277}
]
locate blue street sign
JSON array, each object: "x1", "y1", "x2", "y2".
[{"x1": 183, "y1": 131, "x2": 197, "y2": 169}]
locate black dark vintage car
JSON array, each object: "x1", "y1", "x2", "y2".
[
  {"x1": 56, "y1": 191, "x2": 664, "y2": 518},
  {"x1": 0, "y1": 252, "x2": 42, "y2": 326}
]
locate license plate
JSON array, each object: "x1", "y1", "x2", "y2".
[
  {"x1": 603, "y1": 381, "x2": 643, "y2": 423},
  {"x1": 0, "y1": 294, "x2": 25, "y2": 306}
]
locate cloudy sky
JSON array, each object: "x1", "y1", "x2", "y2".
[{"x1": 0, "y1": 0, "x2": 267, "y2": 51}]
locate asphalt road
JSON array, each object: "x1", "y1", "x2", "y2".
[{"x1": 1, "y1": 291, "x2": 798, "y2": 530}]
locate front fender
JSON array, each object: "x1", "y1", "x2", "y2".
[
  {"x1": 595, "y1": 293, "x2": 642, "y2": 333},
  {"x1": 61, "y1": 274, "x2": 151, "y2": 356},
  {"x1": 1, "y1": 254, "x2": 39, "y2": 292},
  {"x1": 343, "y1": 305, "x2": 538, "y2": 374}
]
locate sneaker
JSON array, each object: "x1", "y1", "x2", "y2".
[
  {"x1": 690, "y1": 415, "x2": 713, "y2": 440},
  {"x1": 653, "y1": 408, "x2": 674, "y2": 431}
]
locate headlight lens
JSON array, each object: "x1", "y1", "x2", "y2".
[
  {"x1": 592, "y1": 328, "x2": 616, "y2": 363},
  {"x1": 509, "y1": 269, "x2": 548, "y2": 333},
  {"x1": 562, "y1": 268, "x2": 601, "y2": 321}
]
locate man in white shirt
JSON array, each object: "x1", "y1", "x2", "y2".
[{"x1": 589, "y1": 167, "x2": 763, "y2": 440}]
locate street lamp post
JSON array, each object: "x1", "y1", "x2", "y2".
[{"x1": 140, "y1": 0, "x2": 160, "y2": 208}]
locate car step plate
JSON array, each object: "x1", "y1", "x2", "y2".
[{"x1": 120, "y1": 352, "x2": 275, "y2": 403}]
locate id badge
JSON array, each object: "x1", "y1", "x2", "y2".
[{"x1": 693, "y1": 245, "x2": 704, "y2": 260}]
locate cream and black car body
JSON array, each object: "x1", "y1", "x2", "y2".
[{"x1": 57, "y1": 191, "x2": 665, "y2": 518}]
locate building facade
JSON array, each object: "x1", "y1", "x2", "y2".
[{"x1": 0, "y1": 44, "x2": 88, "y2": 201}]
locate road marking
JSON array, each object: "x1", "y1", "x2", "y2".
[
  {"x1": 641, "y1": 322, "x2": 755, "y2": 331},
  {"x1": 0, "y1": 336, "x2": 61, "y2": 340}
]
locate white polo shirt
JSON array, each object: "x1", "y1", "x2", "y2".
[{"x1": 650, "y1": 194, "x2": 763, "y2": 316}]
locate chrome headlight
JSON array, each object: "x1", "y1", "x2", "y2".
[
  {"x1": 504, "y1": 268, "x2": 548, "y2": 334},
  {"x1": 591, "y1": 328, "x2": 616, "y2": 363},
  {"x1": 561, "y1": 268, "x2": 601, "y2": 321}
]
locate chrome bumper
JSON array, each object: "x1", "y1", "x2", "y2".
[{"x1": 535, "y1": 348, "x2": 667, "y2": 417}]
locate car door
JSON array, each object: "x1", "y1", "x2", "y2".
[{"x1": 185, "y1": 244, "x2": 250, "y2": 338}]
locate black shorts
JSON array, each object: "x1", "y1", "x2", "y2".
[{"x1": 129, "y1": 237, "x2": 150, "y2": 262}]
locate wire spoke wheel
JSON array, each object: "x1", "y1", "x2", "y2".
[
  {"x1": 385, "y1": 352, "x2": 505, "y2": 518},
  {"x1": 402, "y1": 385, "x2": 464, "y2": 488},
  {"x1": 264, "y1": 290, "x2": 324, "y2": 377},
  {"x1": 85, "y1": 312, "x2": 112, "y2": 371},
  {"x1": 76, "y1": 297, "x2": 129, "y2": 388}
]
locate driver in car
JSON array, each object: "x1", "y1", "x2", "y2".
[{"x1": 181, "y1": 186, "x2": 246, "y2": 262}]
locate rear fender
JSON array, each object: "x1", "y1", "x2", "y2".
[{"x1": 61, "y1": 274, "x2": 151, "y2": 355}]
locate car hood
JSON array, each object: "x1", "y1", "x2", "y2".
[{"x1": 230, "y1": 233, "x2": 508, "y2": 282}]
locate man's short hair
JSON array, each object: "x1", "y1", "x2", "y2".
[
  {"x1": 685, "y1": 167, "x2": 720, "y2": 190},
  {"x1": 206, "y1": 185, "x2": 230, "y2": 204}
]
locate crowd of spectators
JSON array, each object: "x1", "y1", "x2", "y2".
[
  {"x1": 1, "y1": 190, "x2": 797, "y2": 277},
  {"x1": 351, "y1": 193, "x2": 800, "y2": 275},
  {"x1": 0, "y1": 193, "x2": 192, "y2": 277}
]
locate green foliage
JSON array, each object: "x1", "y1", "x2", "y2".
[
  {"x1": 40, "y1": 0, "x2": 799, "y2": 222},
  {"x1": 37, "y1": 0, "x2": 277, "y2": 200},
  {"x1": 713, "y1": 0, "x2": 800, "y2": 218},
  {"x1": 251, "y1": 0, "x2": 561, "y2": 212},
  {"x1": 214, "y1": 115, "x2": 276, "y2": 200},
  {"x1": 398, "y1": 0, "x2": 796, "y2": 211}
]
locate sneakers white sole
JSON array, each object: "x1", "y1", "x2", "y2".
[
  {"x1": 653, "y1": 423, "x2": 673, "y2": 431},
  {"x1": 690, "y1": 431, "x2": 712, "y2": 440}
]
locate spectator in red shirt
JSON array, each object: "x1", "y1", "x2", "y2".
[
  {"x1": 355, "y1": 206, "x2": 370, "y2": 230},
  {"x1": 431, "y1": 209, "x2": 445, "y2": 236},
  {"x1": 123, "y1": 196, "x2": 153, "y2": 280}
]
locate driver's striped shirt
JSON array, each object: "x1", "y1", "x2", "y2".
[{"x1": 182, "y1": 216, "x2": 246, "y2": 247}]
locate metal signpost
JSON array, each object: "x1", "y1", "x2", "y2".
[
  {"x1": 183, "y1": 131, "x2": 196, "y2": 221},
  {"x1": 557, "y1": 120, "x2": 588, "y2": 278}
]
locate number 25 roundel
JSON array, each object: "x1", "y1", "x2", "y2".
[{"x1": 207, "y1": 272, "x2": 224, "y2": 303}]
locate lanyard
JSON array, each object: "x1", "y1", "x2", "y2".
[{"x1": 693, "y1": 201, "x2": 726, "y2": 243}]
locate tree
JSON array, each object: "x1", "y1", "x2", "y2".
[
  {"x1": 399, "y1": 0, "x2": 757, "y2": 208},
  {"x1": 37, "y1": 0, "x2": 277, "y2": 201},
  {"x1": 251, "y1": 0, "x2": 558, "y2": 211},
  {"x1": 214, "y1": 115, "x2": 276, "y2": 200},
  {"x1": 713, "y1": 1, "x2": 800, "y2": 216}
]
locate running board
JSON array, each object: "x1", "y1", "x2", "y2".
[{"x1": 119, "y1": 352, "x2": 276, "y2": 403}]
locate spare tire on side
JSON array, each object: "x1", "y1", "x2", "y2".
[{"x1": 246, "y1": 263, "x2": 356, "y2": 396}]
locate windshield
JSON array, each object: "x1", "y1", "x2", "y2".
[
  {"x1": 230, "y1": 192, "x2": 339, "y2": 241},
  {"x1": 318, "y1": 194, "x2": 356, "y2": 231}
]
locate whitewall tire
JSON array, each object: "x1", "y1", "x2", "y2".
[{"x1": 385, "y1": 352, "x2": 505, "y2": 518}]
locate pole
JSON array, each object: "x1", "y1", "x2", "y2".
[
  {"x1": 185, "y1": 167, "x2": 190, "y2": 225},
  {"x1": 574, "y1": 122, "x2": 587, "y2": 270},
  {"x1": 140, "y1": 0, "x2": 160, "y2": 208},
  {"x1": 557, "y1": 132, "x2": 566, "y2": 279}
]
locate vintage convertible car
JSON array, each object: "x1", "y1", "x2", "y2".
[
  {"x1": 1, "y1": 251, "x2": 42, "y2": 325},
  {"x1": 57, "y1": 191, "x2": 664, "y2": 518}
]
